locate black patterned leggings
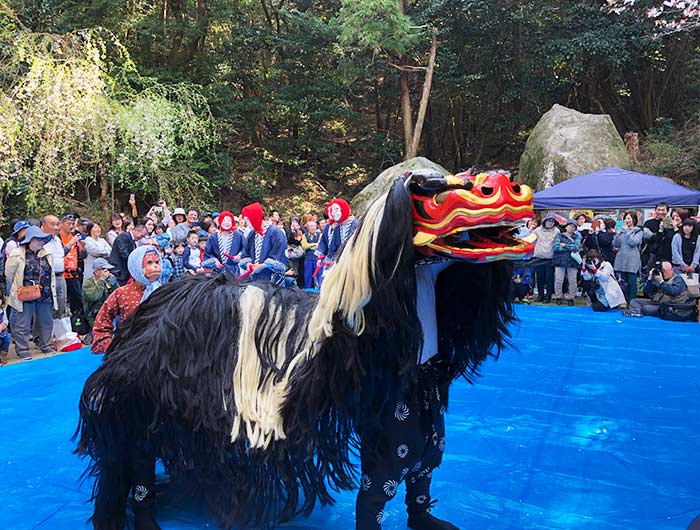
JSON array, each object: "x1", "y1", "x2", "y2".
[{"x1": 356, "y1": 380, "x2": 447, "y2": 530}]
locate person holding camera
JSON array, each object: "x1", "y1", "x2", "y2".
[
  {"x1": 583, "y1": 218, "x2": 617, "y2": 265},
  {"x1": 58, "y1": 212, "x2": 85, "y2": 317},
  {"x1": 580, "y1": 249, "x2": 626, "y2": 312},
  {"x1": 510, "y1": 267, "x2": 533, "y2": 303},
  {"x1": 628, "y1": 261, "x2": 691, "y2": 317},
  {"x1": 642, "y1": 203, "x2": 673, "y2": 271},
  {"x1": 613, "y1": 211, "x2": 649, "y2": 302},
  {"x1": 82, "y1": 258, "x2": 118, "y2": 331}
]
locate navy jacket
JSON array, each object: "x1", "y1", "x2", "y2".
[
  {"x1": 182, "y1": 246, "x2": 202, "y2": 273},
  {"x1": 584, "y1": 231, "x2": 615, "y2": 265},
  {"x1": 204, "y1": 231, "x2": 245, "y2": 270},
  {"x1": 240, "y1": 226, "x2": 288, "y2": 282},
  {"x1": 317, "y1": 219, "x2": 359, "y2": 261},
  {"x1": 108, "y1": 232, "x2": 136, "y2": 286}
]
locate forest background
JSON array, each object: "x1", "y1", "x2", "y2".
[{"x1": 1, "y1": 0, "x2": 699, "y2": 224}]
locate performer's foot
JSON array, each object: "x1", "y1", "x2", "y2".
[
  {"x1": 407, "y1": 511, "x2": 460, "y2": 530},
  {"x1": 134, "y1": 509, "x2": 162, "y2": 530}
]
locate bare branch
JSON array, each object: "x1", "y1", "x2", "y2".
[{"x1": 388, "y1": 62, "x2": 428, "y2": 73}]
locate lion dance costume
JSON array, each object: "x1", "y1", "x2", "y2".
[{"x1": 75, "y1": 170, "x2": 535, "y2": 530}]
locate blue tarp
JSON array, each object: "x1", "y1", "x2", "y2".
[
  {"x1": 533, "y1": 167, "x2": 700, "y2": 209},
  {"x1": 1, "y1": 306, "x2": 699, "y2": 529}
]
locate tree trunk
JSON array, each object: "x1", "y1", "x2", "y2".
[
  {"x1": 167, "y1": 0, "x2": 184, "y2": 66},
  {"x1": 374, "y1": 79, "x2": 383, "y2": 130},
  {"x1": 99, "y1": 162, "x2": 111, "y2": 229},
  {"x1": 641, "y1": 74, "x2": 654, "y2": 131},
  {"x1": 449, "y1": 97, "x2": 462, "y2": 170},
  {"x1": 399, "y1": 66, "x2": 413, "y2": 158},
  {"x1": 407, "y1": 31, "x2": 437, "y2": 159}
]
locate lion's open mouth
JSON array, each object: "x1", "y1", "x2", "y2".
[
  {"x1": 415, "y1": 222, "x2": 535, "y2": 263},
  {"x1": 442, "y1": 225, "x2": 523, "y2": 250}
]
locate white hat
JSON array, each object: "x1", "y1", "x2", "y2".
[{"x1": 173, "y1": 208, "x2": 186, "y2": 217}]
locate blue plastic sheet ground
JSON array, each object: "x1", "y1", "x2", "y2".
[{"x1": 1, "y1": 306, "x2": 699, "y2": 530}]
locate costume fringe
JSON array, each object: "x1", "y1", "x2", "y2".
[{"x1": 75, "y1": 178, "x2": 516, "y2": 528}]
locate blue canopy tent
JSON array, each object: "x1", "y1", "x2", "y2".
[{"x1": 533, "y1": 167, "x2": 700, "y2": 209}]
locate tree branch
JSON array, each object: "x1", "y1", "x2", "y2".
[
  {"x1": 388, "y1": 62, "x2": 427, "y2": 73},
  {"x1": 407, "y1": 30, "x2": 438, "y2": 159}
]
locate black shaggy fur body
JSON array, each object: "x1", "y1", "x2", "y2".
[{"x1": 74, "y1": 179, "x2": 515, "y2": 529}]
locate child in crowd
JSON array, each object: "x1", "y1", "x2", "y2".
[
  {"x1": 510, "y1": 267, "x2": 533, "y2": 303},
  {"x1": 183, "y1": 230, "x2": 203, "y2": 275},
  {"x1": 158, "y1": 244, "x2": 174, "y2": 284},
  {"x1": 301, "y1": 220, "x2": 321, "y2": 289},
  {"x1": 198, "y1": 234, "x2": 208, "y2": 262},
  {"x1": 0, "y1": 293, "x2": 11, "y2": 366},
  {"x1": 170, "y1": 241, "x2": 186, "y2": 280}
]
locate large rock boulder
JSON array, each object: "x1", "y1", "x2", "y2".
[
  {"x1": 351, "y1": 156, "x2": 449, "y2": 216},
  {"x1": 519, "y1": 104, "x2": 630, "y2": 190}
]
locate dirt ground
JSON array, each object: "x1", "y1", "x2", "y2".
[{"x1": 1, "y1": 341, "x2": 71, "y2": 367}]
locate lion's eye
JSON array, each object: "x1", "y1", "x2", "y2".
[{"x1": 481, "y1": 186, "x2": 494, "y2": 196}]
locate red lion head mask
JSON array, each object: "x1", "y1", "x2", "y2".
[{"x1": 405, "y1": 169, "x2": 535, "y2": 263}]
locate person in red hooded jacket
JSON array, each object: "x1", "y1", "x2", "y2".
[
  {"x1": 238, "y1": 202, "x2": 288, "y2": 286},
  {"x1": 315, "y1": 198, "x2": 359, "y2": 288}
]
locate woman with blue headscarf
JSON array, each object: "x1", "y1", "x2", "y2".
[{"x1": 91, "y1": 245, "x2": 162, "y2": 355}]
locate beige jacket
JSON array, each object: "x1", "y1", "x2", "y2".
[{"x1": 4, "y1": 246, "x2": 58, "y2": 312}]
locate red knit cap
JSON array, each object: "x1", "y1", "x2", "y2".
[
  {"x1": 241, "y1": 202, "x2": 264, "y2": 235},
  {"x1": 326, "y1": 198, "x2": 351, "y2": 225},
  {"x1": 218, "y1": 210, "x2": 235, "y2": 230}
]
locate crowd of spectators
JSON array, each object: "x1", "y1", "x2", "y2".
[
  {"x1": 511, "y1": 203, "x2": 699, "y2": 319},
  {"x1": 1, "y1": 199, "x2": 698, "y2": 365},
  {"x1": 0, "y1": 198, "x2": 354, "y2": 365}
]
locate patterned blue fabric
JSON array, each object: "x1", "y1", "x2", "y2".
[
  {"x1": 240, "y1": 225, "x2": 288, "y2": 282},
  {"x1": 203, "y1": 230, "x2": 244, "y2": 265},
  {"x1": 170, "y1": 254, "x2": 185, "y2": 280}
]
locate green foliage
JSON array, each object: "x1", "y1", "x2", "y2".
[
  {"x1": 637, "y1": 115, "x2": 700, "y2": 188},
  {"x1": 338, "y1": 0, "x2": 416, "y2": 54},
  {"x1": 0, "y1": 8, "x2": 217, "y2": 220},
  {"x1": 1, "y1": 0, "x2": 699, "y2": 220}
]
